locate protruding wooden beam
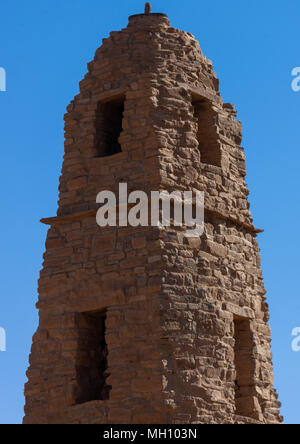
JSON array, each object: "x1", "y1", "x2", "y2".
[
  {"x1": 41, "y1": 205, "x2": 263, "y2": 234},
  {"x1": 41, "y1": 209, "x2": 97, "y2": 226}
]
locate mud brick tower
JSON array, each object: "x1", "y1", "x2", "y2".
[{"x1": 24, "y1": 4, "x2": 282, "y2": 424}]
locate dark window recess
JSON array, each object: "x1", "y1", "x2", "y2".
[
  {"x1": 193, "y1": 100, "x2": 221, "y2": 167},
  {"x1": 234, "y1": 317, "x2": 258, "y2": 419},
  {"x1": 75, "y1": 310, "x2": 111, "y2": 404},
  {"x1": 95, "y1": 98, "x2": 124, "y2": 157}
]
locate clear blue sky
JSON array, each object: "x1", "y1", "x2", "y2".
[{"x1": 0, "y1": 0, "x2": 299, "y2": 424}]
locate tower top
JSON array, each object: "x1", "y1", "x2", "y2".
[
  {"x1": 145, "y1": 2, "x2": 151, "y2": 15},
  {"x1": 129, "y1": 2, "x2": 167, "y2": 21}
]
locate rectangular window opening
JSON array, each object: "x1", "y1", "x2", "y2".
[
  {"x1": 193, "y1": 98, "x2": 221, "y2": 167},
  {"x1": 95, "y1": 96, "x2": 124, "y2": 157},
  {"x1": 233, "y1": 316, "x2": 259, "y2": 420},
  {"x1": 75, "y1": 310, "x2": 111, "y2": 404}
]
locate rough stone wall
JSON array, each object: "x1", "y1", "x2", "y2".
[{"x1": 24, "y1": 11, "x2": 282, "y2": 424}]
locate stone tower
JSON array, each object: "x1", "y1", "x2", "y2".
[{"x1": 24, "y1": 5, "x2": 282, "y2": 424}]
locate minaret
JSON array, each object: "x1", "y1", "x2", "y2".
[{"x1": 24, "y1": 4, "x2": 282, "y2": 424}]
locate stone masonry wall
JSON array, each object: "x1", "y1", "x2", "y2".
[{"x1": 24, "y1": 10, "x2": 282, "y2": 424}]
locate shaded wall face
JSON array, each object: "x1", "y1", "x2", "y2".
[
  {"x1": 24, "y1": 13, "x2": 281, "y2": 425},
  {"x1": 148, "y1": 26, "x2": 281, "y2": 423}
]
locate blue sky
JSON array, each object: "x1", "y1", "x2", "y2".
[{"x1": 0, "y1": 0, "x2": 299, "y2": 424}]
